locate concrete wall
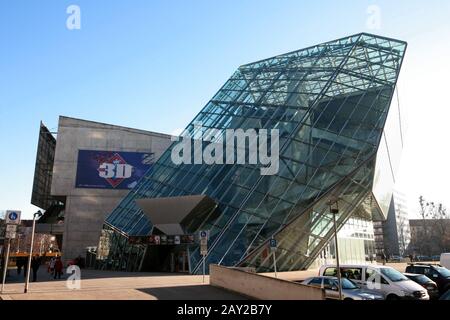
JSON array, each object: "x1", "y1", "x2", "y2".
[
  {"x1": 51, "y1": 116, "x2": 172, "y2": 260},
  {"x1": 210, "y1": 264, "x2": 325, "y2": 300}
]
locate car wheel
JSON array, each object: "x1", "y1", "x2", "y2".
[
  {"x1": 387, "y1": 294, "x2": 399, "y2": 300},
  {"x1": 344, "y1": 298, "x2": 354, "y2": 301}
]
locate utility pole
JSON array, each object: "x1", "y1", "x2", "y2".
[
  {"x1": 24, "y1": 210, "x2": 42, "y2": 294},
  {"x1": 1, "y1": 239, "x2": 11, "y2": 294},
  {"x1": 330, "y1": 201, "x2": 343, "y2": 301}
]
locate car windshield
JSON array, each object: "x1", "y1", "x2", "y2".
[
  {"x1": 412, "y1": 275, "x2": 430, "y2": 285},
  {"x1": 435, "y1": 267, "x2": 450, "y2": 278},
  {"x1": 380, "y1": 268, "x2": 409, "y2": 282},
  {"x1": 334, "y1": 278, "x2": 358, "y2": 290}
]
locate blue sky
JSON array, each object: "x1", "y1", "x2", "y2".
[{"x1": 1, "y1": 0, "x2": 450, "y2": 219}]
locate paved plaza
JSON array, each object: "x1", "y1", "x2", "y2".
[
  {"x1": 0, "y1": 268, "x2": 245, "y2": 300},
  {"x1": 0, "y1": 263, "x2": 409, "y2": 300}
]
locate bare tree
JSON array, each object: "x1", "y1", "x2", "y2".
[
  {"x1": 415, "y1": 196, "x2": 450, "y2": 256},
  {"x1": 396, "y1": 202, "x2": 409, "y2": 256}
]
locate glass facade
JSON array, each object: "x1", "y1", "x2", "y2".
[{"x1": 99, "y1": 33, "x2": 407, "y2": 274}]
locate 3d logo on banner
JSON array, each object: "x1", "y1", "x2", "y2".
[{"x1": 75, "y1": 150, "x2": 155, "y2": 189}]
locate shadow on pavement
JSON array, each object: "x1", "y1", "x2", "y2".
[
  {"x1": 137, "y1": 285, "x2": 248, "y2": 300},
  {"x1": 3, "y1": 267, "x2": 198, "y2": 284}
]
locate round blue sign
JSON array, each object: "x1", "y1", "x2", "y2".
[
  {"x1": 270, "y1": 239, "x2": 277, "y2": 248},
  {"x1": 8, "y1": 212, "x2": 18, "y2": 221}
]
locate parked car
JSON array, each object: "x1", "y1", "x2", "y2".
[
  {"x1": 405, "y1": 263, "x2": 450, "y2": 295},
  {"x1": 404, "y1": 273, "x2": 440, "y2": 299},
  {"x1": 391, "y1": 255, "x2": 403, "y2": 262},
  {"x1": 431, "y1": 255, "x2": 441, "y2": 262},
  {"x1": 319, "y1": 264, "x2": 429, "y2": 300},
  {"x1": 301, "y1": 276, "x2": 384, "y2": 300},
  {"x1": 441, "y1": 253, "x2": 450, "y2": 269},
  {"x1": 416, "y1": 255, "x2": 432, "y2": 262}
]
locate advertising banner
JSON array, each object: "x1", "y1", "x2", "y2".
[{"x1": 75, "y1": 150, "x2": 154, "y2": 189}]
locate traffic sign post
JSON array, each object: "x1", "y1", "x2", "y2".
[
  {"x1": 5, "y1": 225, "x2": 17, "y2": 240},
  {"x1": 5, "y1": 211, "x2": 21, "y2": 225},
  {"x1": 270, "y1": 238, "x2": 278, "y2": 278},
  {"x1": 1, "y1": 237, "x2": 13, "y2": 294},
  {"x1": 199, "y1": 231, "x2": 208, "y2": 283},
  {"x1": 2, "y1": 211, "x2": 20, "y2": 293}
]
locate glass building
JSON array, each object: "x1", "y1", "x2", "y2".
[{"x1": 97, "y1": 33, "x2": 407, "y2": 274}]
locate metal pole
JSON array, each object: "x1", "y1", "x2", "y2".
[
  {"x1": 273, "y1": 251, "x2": 278, "y2": 278},
  {"x1": 1, "y1": 239, "x2": 11, "y2": 294},
  {"x1": 202, "y1": 256, "x2": 206, "y2": 283},
  {"x1": 24, "y1": 214, "x2": 37, "y2": 294},
  {"x1": 333, "y1": 212, "x2": 343, "y2": 300}
]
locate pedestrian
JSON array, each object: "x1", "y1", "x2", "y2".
[
  {"x1": 409, "y1": 254, "x2": 413, "y2": 263},
  {"x1": 54, "y1": 257, "x2": 64, "y2": 280},
  {"x1": 49, "y1": 256, "x2": 56, "y2": 276},
  {"x1": 31, "y1": 256, "x2": 41, "y2": 282},
  {"x1": 381, "y1": 252, "x2": 386, "y2": 265},
  {"x1": 16, "y1": 258, "x2": 24, "y2": 275}
]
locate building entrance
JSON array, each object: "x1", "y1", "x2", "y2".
[{"x1": 141, "y1": 245, "x2": 189, "y2": 273}]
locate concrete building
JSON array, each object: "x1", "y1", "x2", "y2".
[
  {"x1": 33, "y1": 116, "x2": 172, "y2": 261},
  {"x1": 377, "y1": 191, "x2": 411, "y2": 257}
]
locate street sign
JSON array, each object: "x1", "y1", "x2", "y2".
[
  {"x1": 200, "y1": 244, "x2": 208, "y2": 256},
  {"x1": 5, "y1": 230, "x2": 16, "y2": 239},
  {"x1": 200, "y1": 230, "x2": 208, "y2": 240},
  {"x1": 6, "y1": 210, "x2": 21, "y2": 225},
  {"x1": 269, "y1": 238, "x2": 277, "y2": 252},
  {"x1": 6, "y1": 225, "x2": 17, "y2": 233},
  {"x1": 199, "y1": 230, "x2": 208, "y2": 256}
]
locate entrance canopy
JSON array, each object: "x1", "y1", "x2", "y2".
[{"x1": 136, "y1": 195, "x2": 218, "y2": 235}]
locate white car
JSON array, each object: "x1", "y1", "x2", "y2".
[
  {"x1": 301, "y1": 276, "x2": 384, "y2": 300},
  {"x1": 319, "y1": 264, "x2": 429, "y2": 300}
]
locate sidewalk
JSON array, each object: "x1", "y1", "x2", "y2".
[{"x1": 0, "y1": 268, "x2": 245, "y2": 300}]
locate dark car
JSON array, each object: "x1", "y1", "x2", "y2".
[
  {"x1": 439, "y1": 289, "x2": 450, "y2": 300},
  {"x1": 404, "y1": 273, "x2": 440, "y2": 299},
  {"x1": 405, "y1": 263, "x2": 450, "y2": 295}
]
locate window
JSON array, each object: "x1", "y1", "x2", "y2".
[
  {"x1": 365, "y1": 268, "x2": 375, "y2": 280},
  {"x1": 380, "y1": 268, "x2": 408, "y2": 282},
  {"x1": 366, "y1": 268, "x2": 389, "y2": 285},
  {"x1": 309, "y1": 278, "x2": 323, "y2": 287},
  {"x1": 324, "y1": 268, "x2": 337, "y2": 277},
  {"x1": 342, "y1": 268, "x2": 363, "y2": 281},
  {"x1": 323, "y1": 278, "x2": 334, "y2": 289},
  {"x1": 435, "y1": 267, "x2": 450, "y2": 278}
]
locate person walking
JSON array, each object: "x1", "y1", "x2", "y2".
[
  {"x1": 48, "y1": 256, "x2": 56, "y2": 277},
  {"x1": 54, "y1": 257, "x2": 64, "y2": 280},
  {"x1": 31, "y1": 256, "x2": 41, "y2": 282},
  {"x1": 16, "y1": 257, "x2": 24, "y2": 275}
]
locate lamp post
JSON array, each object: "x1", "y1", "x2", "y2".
[
  {"x1": 24, "y1": 210, "x2": 43, "y2": 294},
  {"x1": 330, "y1": 201, "x2": 343, "y2": 301}
]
